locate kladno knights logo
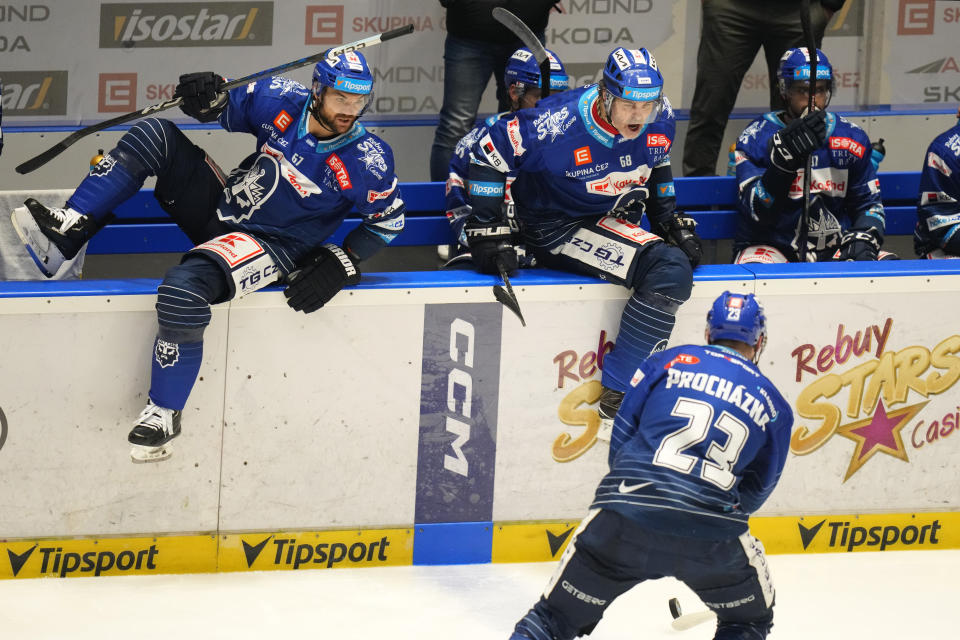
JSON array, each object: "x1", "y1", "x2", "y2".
[{"x1": 790, "y1": 317, "x2": 960, "y2": 481}]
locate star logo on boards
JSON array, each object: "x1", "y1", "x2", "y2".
[{"x1": 835, "y1": 399, "x2": 928, "y2": 481}]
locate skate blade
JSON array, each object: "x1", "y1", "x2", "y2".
[
  {"x1": 10, "y1": 208, "x2": 59, "y2": 278},
  {"x1": 130, "y1": 443, "x2": 173, "y2": 463}
]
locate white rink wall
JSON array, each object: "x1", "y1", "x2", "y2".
[{"x1": 1, "y1": 263, "x2": 959, "y2": 542}]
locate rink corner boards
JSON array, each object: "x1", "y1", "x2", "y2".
[{"x1": 3, "y1": 512, "x2": 959, "y2": 580}]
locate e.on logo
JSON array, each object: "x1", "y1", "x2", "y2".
[
  {"x1": 305, "y1": 5, "x2": 344, "y2": 45},
  {"x1": 98, "y1": 73, "x2": 137, "y2": 112}
]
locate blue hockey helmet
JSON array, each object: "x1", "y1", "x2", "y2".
[
  {"x1": 601, "y1": 47, "x2": 663, "y2": 103},
  {"x1": 504, "y1": 47, "x2": 570, "y2": 92},
  {"x1": 311, "y1": 50, "x2": 374, "y2": 120},
  {"x1": 706, "y1": 292, "x2": 767, "y2": 361},
  {"x1": 777, "y1": 47, "x2": 833, "y2": 97}
]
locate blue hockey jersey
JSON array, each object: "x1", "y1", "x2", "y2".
[
  {"x1": 914, "y1": 121, "x2": 960, "y2": 256},
  {"x1": 464, "y1": 85, "x2": 678, "y2": 247},
  {"x1": 215, "y1": 76, "x2": 405, "y2": 272},
  {"x1": 735, "y1": 111, "x2": 884, "y2": 258},
  {"x1": 591, "y1": 344, "x2": 794, "y2": 540}
]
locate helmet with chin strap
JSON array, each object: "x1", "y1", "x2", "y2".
[
  {"x1": 777, "y1": 47, "x2": 833, "y2": 108},
  {"x1": 599, "y1": 47, "x2": 664, "y2": 127},
  {"x1": 310, "y1": 50, "x2": 374, "y2": 125}
]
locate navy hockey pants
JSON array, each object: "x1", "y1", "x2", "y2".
[{"x1": 512, "y1": 509, "x2": 775, "y2": 640}]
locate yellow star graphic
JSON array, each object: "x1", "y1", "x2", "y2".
[{"x1": 835, "y1": 400, "x2": 928, "y2": 482}]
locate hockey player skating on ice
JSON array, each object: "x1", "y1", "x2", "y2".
[
  {"x1": 460, "y1": 46, "x2": 702, "y2": 432},
  {"x1": 733, "y1": 47, "x2": 891, "y2": 263},
  {"x1": 10, "y1": 51, "x2": 405, "y2": 462},
  {"x1": 914, "y1": 106, "x2": 960, "y2": 259},
  {"x1": 510, "y1": 292, "x2": 794, "y2": 640},
  {"x1": 443, "y1": 45, "x2": 570, "y2": 260}
]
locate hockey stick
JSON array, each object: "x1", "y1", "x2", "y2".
[
  {"x1": 797, "y1": 0, "x2": 817, "y2": 262},
  {"x1": 492, "y1": 7, "x2": 551, "y2": 99},
  {"x1": 15, "y1": 24, "x2": 414, "y2": 175},
  {"x1": 494, "y1": 256, "x2": 526, "y2": 327},
  {"x1": 668, "y1": 597, "x2": 716, "y2": 631}
]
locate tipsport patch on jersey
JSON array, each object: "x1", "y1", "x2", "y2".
[{"x1": 559, "y1": 226, "x2": 636, "y2": 280}]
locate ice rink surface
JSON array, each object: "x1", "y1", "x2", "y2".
[{"x1": 1, "y1": 550, "x2": 957, "y2": 639}]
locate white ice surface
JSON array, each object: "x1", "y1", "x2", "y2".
[{"x1": 0, "y1": 550, "x2": 957, "y2": 639}]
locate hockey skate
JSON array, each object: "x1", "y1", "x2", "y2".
[
  {"x1": 128, "y1": 401, "x2": 182, "y2": 463},
  {"x1": 10, "y1": 198, "x2": 97, "y2": 277},
  {"x1": 597, "y1": 386, "x2": 625, "y2": 442}
]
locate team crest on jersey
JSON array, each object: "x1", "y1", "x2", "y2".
[
  {"x1": 357, "y1": 139, "x2": 387, "y2": 178},
  {"x1": 268, "y1": 76, "x2": 309, "y2": 96},
  {"x1": 534, "y1": 107, "x2": 574, "y2": 142},
  {"x1": 155, "y1": 339, "x2": 179, "y2": 369},
  {"x1": 219, "y1": 154, "x2": 280, "y2": 223},
  {"x1": 738, "y1": 120, "x2": 763, "y2": 145},
  {"x1": 90, "y1": 153, "x2": 117, "y2": 177}
]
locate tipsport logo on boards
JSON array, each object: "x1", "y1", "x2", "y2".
[
  {"x1": 220, "y1": 529, "x2": 413, "y2": 571},
  {"x1": 0, "y1": 70, "x2": 68, "y2": 116},
  {"x1": 749, "y1": 513, "x2": 959, "y2": 554},
  {"x1": 1, "y1": 535, "x2": 216, "y2": 579},
  {"x1": 790, "y1": 317, "x2": 960, "y2": 482},
  {"x1": 99, "y1": 2, "x2": 273, "y2": 48}
]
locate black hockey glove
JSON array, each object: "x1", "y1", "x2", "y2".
[
  {"x1": 175, "y1": 72, "x2": 227, "y2": 123},
  {"x1": 464, "y1": 221, "x2": 519, "y2": 275},
  {"x1": 836, "y1": 230, "x2": 881, "y2": 261},
  {"x1": 769, "y1": 110, "x2": 827, "y2": 172},
  {"x1": 284, "y1": 244, "x2": 361, "y2": 313},
  {"x1": 655, "y1": 213, "x2": 704, "y2": 268}
]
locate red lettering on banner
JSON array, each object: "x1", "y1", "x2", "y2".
[
  {"x1": 305, "y1": 5, "x2": 344, "y2": 45},
  {"x1": 326, "y1": 154, "x2": 353, "y2": 190},
  {"x1": 574, "y1": 146, "x2": 592, "y2": 166},
  {"x1": 274, "y1": 110, "x2": 293, "y2": 132},
  {"x1": 829, "y1": 136, "x2": 865, "y2": 158},
  {"x1": 646, "y1": 133, "x2": 671, "y2": 148}
]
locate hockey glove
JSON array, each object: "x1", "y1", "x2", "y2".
[
  {"x1": 175, "y1": 72, "x2": 227, "y2": 123},
  {"x1": 464, "y1": 221, "x2": 518, "y2": 275},
  {"x1": 769, "y1": 110, "x2": 827, "y2": 172},
  {"x1": 655, "y1": 214, "x2": 704, "y2": 268},
  {"x1": 836, "y1": 230, "x2": 881, "y2": 261},
  {"x1": 284, "y1": 244, "x2": 361, "y2": 313}
]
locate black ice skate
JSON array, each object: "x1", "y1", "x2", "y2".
[
  {"x1": 10, "y1": 198, "x2": 97, "y2": 278},
  {"x1": 597, "y1": 386, "x2": 625, "y2": 443},
  {"x1": 128, "y1": 401, "x2": 182, "y2": 463}
]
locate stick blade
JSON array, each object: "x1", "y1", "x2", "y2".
[
  {"x1": 494, "y1": 284, "x2": 526, "y2": 327},
  {"x1": 16, "y1": 143, "x2": 68, "y2": 174},
  {"x1": 670, "y1": 610, "x2": 715, "y2": 631}
]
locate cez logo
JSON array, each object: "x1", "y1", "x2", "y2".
[
  {"x1": 898, "y1": 0, "x2": 935, "y2": 35},
  {"x1": 98, "y1": 73, "x2": 137, "y2": 113},
  {"x1": 305, "y1": 5, "x2": 344, "y2": 44},
  {"x1": 99, "y1": 2, "x2": 274, "y2": 48}
]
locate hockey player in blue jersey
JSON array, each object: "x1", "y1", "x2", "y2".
[
  {"x1": 461, "y1": 47, "x2": 702, "y2": 429},
  {"x1": 733, "y1": 47, "x2": 889, "y2": 263},
  {"x1": 444, "y1": 46, "x2": 570, "y2": 260},
  {"x1": 9, "y1": 51, "x2": 405, "y2": 462},
  {"x1": 511, "y1": 291, "x2": 793, "y2": 640},
  {"x1": 914, "y1": 106, "x2": 960, "y2": 259}
]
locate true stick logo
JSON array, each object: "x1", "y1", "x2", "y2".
[{"x1": 796, "y1": 518, "x2": 943, "y2": 552}]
